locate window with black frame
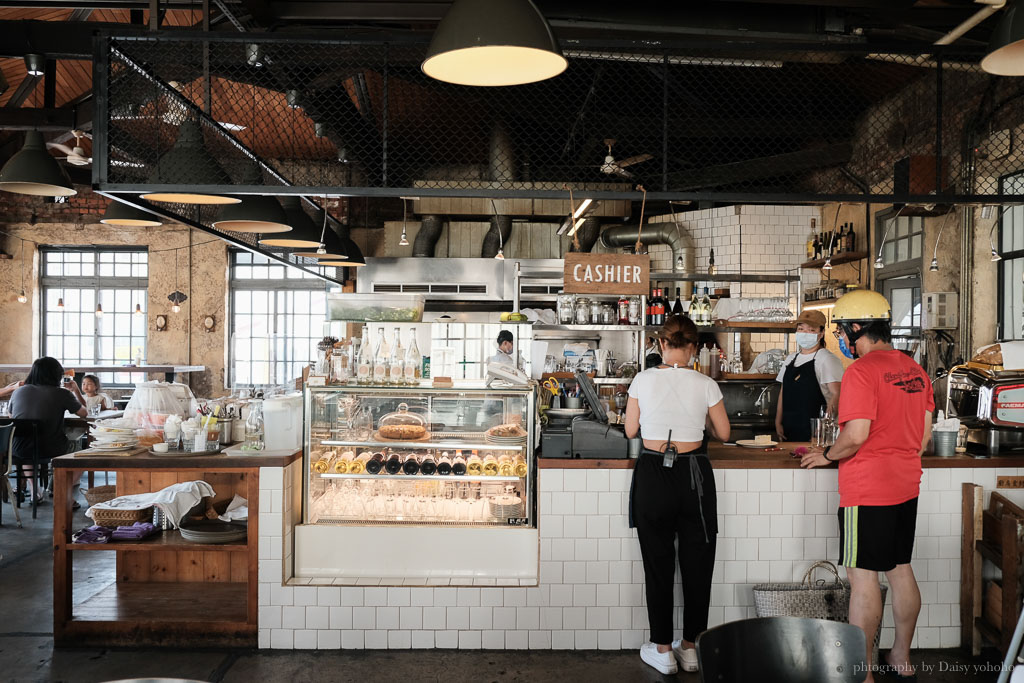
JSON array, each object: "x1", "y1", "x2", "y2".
[
  {"x1": 874, "y1": 208, "x2": 923, "y2": 357},
  {"x1": 39, "y1": 247, "x2": 148, "y2": 386},
  {"x1": 998, "y1": 172, "x2": 1024, "y2": 341}
]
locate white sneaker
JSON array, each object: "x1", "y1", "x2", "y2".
[
  {"x1": 672, "y1": 640, "x2": 699, "y2": 672},
  {"x1": 640, "y1": 642, "x2": 678, "y2": 675}
]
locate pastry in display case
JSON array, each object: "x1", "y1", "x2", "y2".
[{"x1": 296, "y1": 384, "x2": 538, "y2": 583}]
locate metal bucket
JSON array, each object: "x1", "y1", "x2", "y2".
[{"x1": 933, "y1": 430, "x2": 957, "y2": 457}]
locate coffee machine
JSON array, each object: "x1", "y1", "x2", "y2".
[
  {"x1": 539, "y1": 372, "x2": 630, "y2": 459},
  {"x1": 946, "y1": 362, "x2": 1024, "y2": 456}
]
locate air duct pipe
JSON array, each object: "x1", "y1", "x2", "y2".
[
  {"x1": 413, "y1": 214, "x2": 445, "y2": 257},
  {"x1": 481, "y1": 215, "x2": 513, "y2": 258},
  {"x1": 482, "y1": 121, "x2": 516, "y2": 258},
  {"x1": 598, "y1": 221, "x2": 695, "y2": 275}
]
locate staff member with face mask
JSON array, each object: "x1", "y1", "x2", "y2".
[{"x1": 775, "y1": 309, "x2": 845, "y2": 441}]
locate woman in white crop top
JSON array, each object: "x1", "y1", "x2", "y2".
[{"x1": 624, "y1": 315, "x2": 730, "y2": 676}]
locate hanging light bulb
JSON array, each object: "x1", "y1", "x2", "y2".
[
  {"x1": 399, "y1": 197, "x2": 410, "y2": 247},
  {"x1": 17, "y1": 289, "x2": 27, "y2": 304},
  {"x1": 171, "y1": 302, "x2": 181, "y2": 314},
  {"x1": 822, "y1": 258, "x2": 833, "y2": 272},
  {"x1": 16, "y1": 239, "x2": 28, "y2": 303},
  {"x1": 991, "y1": 248, "x2": 1003, "y2": 262},
  {"x1": 57, "y1": 296, "x2": 64, "y2": 309},
  {"x1": 929, "y1": 257, "x2": 939, "y2": 272},
  {"x1": 873, "y1": 255, "x2": 885, "y2": 269},
  {"x1": 134, "y1": 302, "x2": 143, "y2": 316},
  {"x1": 168, "y1": 249, "x2": 188, "y2": 313},
  {"x1": 95, "y1": 302, "x2": 103, "y2": 317},
  {"x1": 495, "y1": 248, "x2": 505, "y2": 260}
]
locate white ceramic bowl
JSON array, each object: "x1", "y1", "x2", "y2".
[{"x1": 152, "y1": 443, "x2": 169, "y2": 453}]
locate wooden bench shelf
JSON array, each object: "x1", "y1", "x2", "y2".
[
  {"x1": 65, "y1": 530, "x2": 248, "y2": 552},
  {"x1": 73, "y1": 582, "x2": 248, "y2": 623}
]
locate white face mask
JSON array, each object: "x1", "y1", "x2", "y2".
[{"x1": 796, "y1": 332, "x2": 820, "y2": 350}]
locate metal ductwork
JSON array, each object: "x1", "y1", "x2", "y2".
[
  {"x1": 599, "y1": 220, "x2": 695, "y2": 274},
  {"x1": 481, "y1": 215, "x2": 513, "y2": 258},
  {"x1": 569, "y1": 217, "x2": 602, "y2": 253},
  {"x1": 413, "y1": 214, "x2": 445, "y2": 257}
]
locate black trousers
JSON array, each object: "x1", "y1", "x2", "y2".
[{"x1": 632, "y1": 453, "x2": 718, "y2": 645}]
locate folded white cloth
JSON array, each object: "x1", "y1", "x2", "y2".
[
  {"x1": 218, "y1": 494, "x2": 248, "y2": 522},
  {"x1": 86, "y1": 480, "x2": 216, "y2": 529}
]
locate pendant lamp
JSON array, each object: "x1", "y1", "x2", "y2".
[
  {"x1": 211, "y1": 165, "x2": 291, "y2": 233},
  {"x1": 292, "y1": 221, "x2": 350, "y2": 260},
  {"x1": 422, "y1": 0, "x2": 567, "y2": 86},
  {"x1": 259, "y1": 196, "x2": 324, "y2": 247},
  {"x1": 0, "y1": 130, "x2": 76, "y2": 196},
  {"x1": 982, "y1": 3, "x2": 1024, "y2": 75},
  {"x1": 319, "y1": 238, "x2": 366, "y2": 267},
  {"x1": 100, "y1": 198, "x2": 162, "y2": 227},
  {"x1": 141, "y1": 120, "x2": 239, "y2": 205}
]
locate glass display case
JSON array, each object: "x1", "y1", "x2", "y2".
[{"x1": 303, "y1": 383, "x2": 536, "y2": 529}]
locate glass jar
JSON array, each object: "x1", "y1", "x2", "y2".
[
  {"x1": 628, "y1": 296, "x2": 642, "y2": 325},
  {"x1": 243, "y1": 399, "x2": 265, "y2": 451},
  {"x1": 557, "y1": 294, "x2": 576, "y2": 324},
  {"x1": 617, "y1": 297, "x2": 630, "y2": 324},
  {"x1": 600, "y1": 303, "x2": 616, "y2": 325},
  {"x1": 589, "y1": 299, "x2": 602, "y2": 324},
  {"x1": 574, "y1": 297, "x2": 591, "y2": 325}
]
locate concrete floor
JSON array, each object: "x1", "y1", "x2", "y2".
[{"x1": 0, "y1": 477, "x2": 1011, "y2": 683}]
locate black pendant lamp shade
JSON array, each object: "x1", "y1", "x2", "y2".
[
  {"x1": 141, "y1": 120, "x2": 240, "y2": 205},
  {"x1": 982, "y1": 3, "x2": 1024, "y2": 75},
  {"x1": 100, "y1": 198, "x2": 162, "y2": 227},
  {"x1": 259, "y1": 196, "x2": 323, "y2": 247},
  {"x1": 0, "y1": 130, "x2": 77, "y2": 196},
  {"x1": 422, "y1": 0, "x2": 567, "y2": 86},
  {"x1": 211, "y1": 164, "x2": 291, "y2": 233}
]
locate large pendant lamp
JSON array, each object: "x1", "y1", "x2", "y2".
[
  {"x1": 259, "y1": 196, "x2": 323, "y2": 247},
  {"x1": 211, "y1": 165, "x2": 290, "y2": 233},
  {"x1": 421, "y1": 0, "x2": 567, "y2": 86},
  {"x1": 141, "y1": 120, "x2": 239, "y2": 205},
  {"x1": 982, "y1": 3, "x2": 1024, "y2": 75},
  {"x1": 292, "y1": 224, "x2": 349, "y2": 260},
  {"x1": 0, "y1": 130, "x2": 77, "y2": 196},
  {"x1": 100, "y1": 198, "x2": 162, "y2": 227},
  {"x1": 318, "y1": 223, "x2": 366, "y2": 266}
]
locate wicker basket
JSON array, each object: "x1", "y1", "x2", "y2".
[
  {"x1": 90, "y1": 505, "x2": 154, "y2": 528},
  {"x1": 82, "y1": 485, "x2": 117, "y2": 506}
]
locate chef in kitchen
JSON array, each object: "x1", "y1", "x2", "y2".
[
  {"x1": 488, "y1": 330, "x2": 523, "y2": 369},
  {"x1": 775, "y1": 309, "x2": 845, "y2": 441}
]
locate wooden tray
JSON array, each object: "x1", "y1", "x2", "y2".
[{"x1": 149, "y1": 446, "x2": 223, "y2": 456}]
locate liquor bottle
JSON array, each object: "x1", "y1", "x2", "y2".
[
  {"x1": 384, "y1": 450, "x2": 403, "y2": 475},
  {"x1": 482, "y1": 454, "x2": 499, "y2": 476},
  {"x1": 364, "y1": 452, "x2": 385, "y2": 475},
  {"x1": 846, "y1": 223, "x2": 856, "y2": 253},
  {"x1": 513, "y1": 455, "x2": 528, "y2": 478},
  {"x1": 404, "y1": 331, "x2": 423, "y2": 386},
  {"x1": 333, "y1": 450, "x2": 353, "y2": 474},
  {"x1": 671, "y1": 288, "x2": 684, "y2": 317},
  {"x1": 436, "y1": 452, "x2": 452, "y2": 476},
  {"x1": 497, "y1": 454, "x2": 514, "y2": 476},
  {"x1": 372, "y1": 327, "x2": 389, "y2": 385},
  {"x1": 388, "y1": 329, "x2": 404, "y2": 385},
  {"x1": 806, "y1": 218, "x2": 817, "y2": 260},
  {"x1": 348, "y1": 453, "x2": 367, "y2": 474},
  {"x1": 813, "y1": 232, "x2": 821, "y2": 260},
  {"x1": 420, "y1": 452, "x2": 437, "y2": 475},
  {"x1": 451, "y1": 451, "x2": 467, "y2": 476},
  {"x1": 312, "y1": 450, "x2": 333, "y2": 474},
  {"x1": 654, "y1": 289, "x2": 666, "y2": 326},
  {"x1": 688, "y1": 289, "x2": 700, "y2": 322},
  {"x1": 355, "y1": 326, "x2": 371, "y2": 385},
  {"x1": 466, "y1": 450, "x2": 483, "y2": 475},
  {"x1": 402, "y1": 452, "x2": 420, "y2": 476},
  {"x1": 700, "y1": 287, "x2": 713, "y2": 326},
  {"x1": 708, "y1": 248, "x2": 717, "y2": 276},
  {"x1": 645, "y1": 291, "x2": 653, "y2": 325}
]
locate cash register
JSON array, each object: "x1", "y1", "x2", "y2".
[{"x1": 540, "y1": 371, "x2": 630, "y2": 459}]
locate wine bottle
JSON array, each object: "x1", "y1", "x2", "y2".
[
  {"x1": 333, "y1": 450, "x2": 353, "y2": 474},
  {"x1": 466, "y1": 450, "x2": 483, "y2": 475},
  {"x1": 671, "y1": 288, "x2": 684, "y2": 317},
  {"x1": 700, "y1": 287, "x2": 712, "y2": 326},
  {"x1": 388, "y1": 329, "x2": 404, "y2": 386},
  {"x1": 806, "y1": 218, "x2": 817, "y2": 260},
  {"x1": 364, "y1": 452, "x2": 385, "y2": 475},
  {"x1": 688, "y1": 290, "x2": 700, "y2": 322},
  {"x1": 420, "y1": 452, "x2": 437, "y2": 475},
  {"x1": 708, "y1": 248, "x2": 717, "y2": 276},
  {"x1": 384, "y1": 450, "x2": 402, "y2": 475},
  {"x1": 402, "y1": 452, "x2": 420, "y2": 476},
  {"x1": 482, "y1": 454, "x2": 499, "y2": 476},
  {"x1": 348, "y1": 453, "x2": 367, "y2": 474},
  {"x1": 372, "y1": 328, "x2": 389, "y2": 385},
  {"x1": 404, "y1": 331, "x2": 423, "y2": 386},
  {"x1": 312, "y1": 450, "x2": 333, "y2": 474},
  {"x1": 497, "y1": 454, "x2": 514, "y2": 476},
  {"x1": 513, "y1": 456, "x2": 528, "y2": 478},
  {"x1": 452, "y1": 451, "x2": 467, "y2": 476},
  {"x1": 846, "y1": 223, "x2": 856, "y2": 253},
  {"x1": 436, "y1": 452, "x2": 452, "y2": 476}
]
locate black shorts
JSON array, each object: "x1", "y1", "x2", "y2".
[{"x1": 837, "y1": 497, "x2": 918, "y2": 572}]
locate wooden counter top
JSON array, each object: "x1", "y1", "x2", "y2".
[
  {"x1": 53, "y1": 449, "x2": 302, "y2": 469},
  {"x1": 539, "y1": 442, "x2": 1024, "y2": 469}
]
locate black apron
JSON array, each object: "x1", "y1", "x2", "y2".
[{"x1": 781, "y1": 351, "x2": 826, "y2": 441}]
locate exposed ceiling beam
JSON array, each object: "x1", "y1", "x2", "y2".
[
  {"x1": 0, "y1": 0, "x2": 219, "y2": 7},
  {"x1": 67, "y1": 7, "x2": 92, "y2": 19},
  {"x1": 4, "y1": 74, "x2": 42, "y2": 108},
  {"x1": 669, "y1": 142, "x2": 853, "y2": 190},
  {"x1": 0, "y1": 107, "x2": 76, "y2": 130},
  {"x1": 0, "y1": 20, "x2": 169, "y2": 58}
]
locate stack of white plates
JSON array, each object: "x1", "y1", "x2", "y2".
[
  {"x1": 489, "y1": 497, "x2": 525, "y2": 520},
  {"x1": 484, "y1": 429, "x2": 528, "y2": 446},
  {"x1": 88, "y1": 433, "x2": 139, "y2": 451},
  {"x1": 179, "y1": 520, "x2": 248, "y2": 544}
]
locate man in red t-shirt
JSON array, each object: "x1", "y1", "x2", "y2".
[{"x1": 801, "y1": 290, "x2": 933, "y2": 683}]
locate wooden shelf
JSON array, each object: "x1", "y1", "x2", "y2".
[
  {"x1": 650, "y1": 271, "x2": 799, "y2": 283},
  {"x1": 72, "y1": 581, "x2": 248, "y2": 624},
  {"x1": 800, "y1": 251, "x2": 868, "y2": 269},
  {"x1": 66, "y1": 529, "x2": 248, "y2": 552},
  {"x1": 803, "y1": 298, "x2": 839, "y2": 308}
]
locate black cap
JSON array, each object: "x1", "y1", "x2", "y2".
[{"x1": 497, "y1": 330, "x2": 514, "y2": 344}]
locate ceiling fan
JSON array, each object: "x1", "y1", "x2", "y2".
[
  {"x1": 600, "y1": 138, "x2": 653, "y2": 178},
  {"x1": 109, "y1": 80, "x2": 247, "y2": 132},
  {"x1": 47, "y1": 130, "x2": 145, "y2": 169}
]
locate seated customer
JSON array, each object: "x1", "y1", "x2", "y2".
[
  {"x1": 81, "y1": 374, "x2": 114, "y2": 412},
  {"x1": 9, "y1": 357, "x2": 87, "y2": 502},
  {"x1": 1, "y1": 379, "x2": 23, "y2": 400}
]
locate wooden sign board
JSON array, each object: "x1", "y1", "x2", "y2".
[
  {"x1": 563, "y1": 253, "x2": 650, "y2": 295},
  {"x1": 997, "y1": 476, "x2": 1024, "y2": 489}
]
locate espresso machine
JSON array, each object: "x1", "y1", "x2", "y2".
[{"x1": 946, "y1": 362, "x2": 1024, "y2": 456}]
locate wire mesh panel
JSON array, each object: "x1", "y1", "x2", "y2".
[{"x1": 95, "y1": 32, "x2": 1021, "y2": 206}]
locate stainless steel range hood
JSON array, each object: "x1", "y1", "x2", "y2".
[{"x1": 356, "y1": 258, "x2": 564, "y2": 306}]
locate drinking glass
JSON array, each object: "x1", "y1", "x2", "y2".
[
  {"x1": 809, "y1": 418, "x2": 823, "y2": 447},
  {"x1": 0, "y1": 401, "x2": 9, "y2": 416}
]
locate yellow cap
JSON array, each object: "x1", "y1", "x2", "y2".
[{"x1": 831, "y1": 289, "x2": 891, "y2": 322}]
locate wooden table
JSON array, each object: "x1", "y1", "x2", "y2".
[
  {"x1": 0, "y1": 364, "x2": 205, "y2": 383},
  {"x1": 52, "y1": 449, "x2": 300, "y2": 647}
]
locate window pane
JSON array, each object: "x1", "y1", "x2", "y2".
[
  {"x1": 895, "y1": 218, "x2": 908, "y2": 237},
  {"x1": 910, "y1": 233, "x2": 921, "y2": 259},
  {"x1": 896, "y1": 239, "x2": 909, "y2": 262}
]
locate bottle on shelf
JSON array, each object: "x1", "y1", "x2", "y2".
[
  {"x1": 402, "y1": 452, "x2": 420, "y2": 476},
  {"x1": 513, "y1": 455, "x2": 528, "y2": 478},
  {"x1": 671, "y1": 287, "x2": 684, "y2": 317},
  {"x1": 404, "y1": 331, "x2": 422, "y2": 385},
  {"x1": 312, "y1": 449, "x2": 334, "y2": 474},
  {"x1": 451, "y1": 451, "x2": 467, "y2": 476},
  {"x1": 654, "y1": 288, "x2": 668, "y2": 326},
  {"x1": 708, "y1": 248, "x2": 717, "y2": 276},
  {"x1": 846, "y1": 223, "x2": 856, "y2": 253},
  {"x1": 700, "y1": 287, "x2": 713, "y2": 326},
  {"x1": 709, "y1": 344, "x2": 721, "y2": 380},
  {"x1": 688, "y1": 289, "x2": 700, "y2": 322},
  {"x1": 364, "y1": 451, "x2": 385, "y2": 475},
  {"x1": 698, "y1": 344, "x2": 711, "y2": 375},
  {"x1": 466, "y1": 450, "x2": 483, "y2": 475},
  {"x1": 617, "y1": 296, "x2": 630, "y2": 325},
  {"x1": 388, "y1": 329, "x2": 404, "y2": 385},
  {"x1": 348, "y1": 453, "x2": 368, "y2": 474},
  {"x1": 333, "y1": 450, "x2": 354, "y2": 474},
  {"x1": 482, "y1": 453, "x2": 499, "y2": 476},
  {"x1": 244, "y1": 398, "x2": 265, "y2": 451},
  {"x1": 384, "y1": 449, "x2": 403, "y2": 475},
  {"x1": 806, "y1": 218, "x2": 817, "y2": 260},
  {"x1": 356, "y1": 326, "x2": 372, "y2": 385},
  {"x1": 497, "y1": 454, "x2": 514, "y2": 476},
  {"x1": 436, "y1": 451, "x2": 452, "y2": 476},
  {"x1": 372, "y1": 327, "x2": 389, "y2": 385},
  {"x1": 420, "y1": 452, "x2": 437, "y2": 475}
]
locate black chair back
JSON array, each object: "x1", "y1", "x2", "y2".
[{"x1": 696, "y1": 616, "x2": 867, "y2": 683}]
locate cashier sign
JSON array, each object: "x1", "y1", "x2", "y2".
[{"x1": 563, "y1": 253, "x2": 651, "y2": 296}]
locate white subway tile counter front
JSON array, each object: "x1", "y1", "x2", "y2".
[{"x1": 257, "y1": 452, "x2": 1024, "y2": 650}]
